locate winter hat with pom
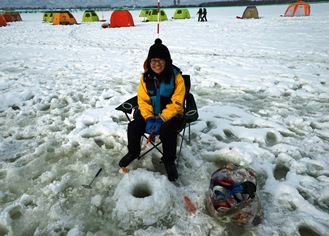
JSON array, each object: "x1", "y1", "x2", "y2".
[{"x1": 147, "y1": 38, "x2": 171, "y2": 63}]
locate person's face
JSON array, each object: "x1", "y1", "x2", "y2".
[{"x1": 150, "y1": 58, "x2": 166, "y2": 75}]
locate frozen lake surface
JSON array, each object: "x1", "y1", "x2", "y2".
[{"x1": 1, "y1": 3, "x2": 329, "y2": 236}]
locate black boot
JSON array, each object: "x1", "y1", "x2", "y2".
[
  {"x1": 119, "y1": 152, "x2": 138, "y2": 167},
  {"x1": 163, "y1": 161, "x2": 178, "y2": 182}
]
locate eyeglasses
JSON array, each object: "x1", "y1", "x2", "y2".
[{"x1": 150, "y1": 59, "x2": 165, "y2": 65}]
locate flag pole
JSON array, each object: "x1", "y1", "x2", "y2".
[{"x1": 157, "y1": 0, "x2": 160, "y2": 37}]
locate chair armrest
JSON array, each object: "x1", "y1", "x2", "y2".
[
  {"x1": 184, "y1": 93, "x2": 198, "y2": 122},
  {"x1": 115, "y1": 96, "x2": 138, "y2": 114}
]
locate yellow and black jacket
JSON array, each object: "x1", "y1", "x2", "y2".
[{"x1": 137, "y1": 65, "x2": 185, "y2": 122}]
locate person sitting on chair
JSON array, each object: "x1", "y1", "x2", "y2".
[{"x1": 118, "y1": 38, "x2": 186, "y2": 182}]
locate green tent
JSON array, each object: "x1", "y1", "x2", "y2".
[
  {"x1": 146, "y1": 9, "x2": 168, "y2": 21},
  {"x1": 82, "y1": 10, "x2": 99, "y2": 22},
  {"x1": 139, "y1": 9, "x2": 150, "y2": 17},
  {"x1": 173, "y1": 8, "x2": 190, "y2": 19},
  {"x1": 43, "y1": 11, "x2": 57, "y2": 22}
]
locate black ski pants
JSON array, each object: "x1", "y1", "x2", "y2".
[{"x1": 127, "y1": 111, "x2": 183, "y2": 163}]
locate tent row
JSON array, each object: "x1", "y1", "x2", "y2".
[
  {"x1": 2, "y1": 0, "x2": 312, "y2": 27},
  {"x1": 40, "y1": 0, "x2": 311, "y2": 27},
  {"x1": 102, "y1": 9, "x2": 185, "y2": 28},
  {"x1": 139, "y1": 8, "x2": 191, "y2": 21},
  {"x1": 138, "y1": 1, "x2": 310, "y2": 21},
  {"x1": 146, "y1": 1, "x2": 311, "y2": 20},
  {"x1": 43, "y1": 10, "x2": 102, "y2": 24},
  {"x1": 107, "y1": 1, "x2": 311, "y2": 28},
  {"x1": 42, "y1": 10, "x2": 133, "y2": 27},
  {"x1": 0, "y1": 11, "x2": 22, "y2": 27},
  {"x1": 237, "y1": 1, "x2": 310, "y2": 19},
  {"x1": 42, "y1": 8, "x2": 190, "y2": 26}
]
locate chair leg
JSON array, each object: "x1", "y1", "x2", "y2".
[
  {"x1": 137, "y1": 123, "x2": 191, "y2": 166},
  {"x1": 138, "y1": 134, "x2": 163, "y2": 159},
  {"x1": 178, "y1": 128, "x2": 186, "y2": 157},
  {"x1": 176, "y1": 123, "x2": 192, "y2": 166},
  {"x1": 188, "y1": 123, "x2": 191, "y2": 144},
  {"x1": 125, "y1": 113, "x2": 131, "y2": 122},
  {"x1": 176, "y1": 126, "x2": 187, "y2": 167},
  {"x1": 139, "y1": 142, "x2": 163, "y2": 159}
]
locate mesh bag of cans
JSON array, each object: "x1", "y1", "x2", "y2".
[{"x1": 205, "y1": 164, "x2": 263, "y2": 227}]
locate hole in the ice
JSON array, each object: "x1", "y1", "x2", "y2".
[
  {"x1": 131, "y1": 182, "x2": 152, "y2": 198},
  {"x1": 266, "y1": 132, "x2": 277, "y2": 145},
  {"x1": 40, "y1": 104, "x2": 51, "y2": 111},
  {"x1": 214, "y1": 134, "x2": 224, "y2": 141},
  {"x1": 310, "y1": 122, "x2": 319, "y2": 130},
  {"x1": 11, "y1": 105, "x2": 20, "y2": 110},
  {"x1": 9, "y1": 206, "x2": 22, "y2": 220},
  {"x1": 273, "y1": 164, "x2": 289, "y2": 180},
  {"x1": 278, "y1": 130, "x2": 296, "y2": 138},
  {"x1": 298, "y1": 188, "x2": 311, "y2": 201},
  {"x1": 315, "y1": 195, "x2": 329, "y2": 211},
  {"x1": 95, "y1": 139, "x2": 104, "y2": 147},
  {"x1": 282, "y1": 91, "x2": 291, "y2": 97},
  {"x1": 0, "y1": 224, "x2": 9, "y2": 235},
  {"x1": 202, "y1": 121, "x2": 214, "y2": 133},
  {"x1": 298, "y1": 225, "x2": 322, "y2": 236},
  {"x1": 223, "y1": 129, "x2": 237, "y2": 140},
  {"x1": 23, "y1": 198, "x2": 37, "y2": 208},
  {"x1": 0, "y1": 170, "x2": 7, "y2": 180}
]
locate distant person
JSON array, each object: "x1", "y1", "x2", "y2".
[
  {"x1": 201, "y1": 8, "x2": 207, "y2": 22},
  {"x1": 197, "y1": 8, "x2": 202, "y2": 22}
]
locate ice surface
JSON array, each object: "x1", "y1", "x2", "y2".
[{"x1": 0, "y1": 3, "x2": 329, "y2": 236}]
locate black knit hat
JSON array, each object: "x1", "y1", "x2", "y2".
[{"x1": 147, "y1": 38, "x2": 171, "y2": 62}]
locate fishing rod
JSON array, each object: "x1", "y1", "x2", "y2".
[{"x1": 82, "y1": 168, "x2": 102, "y2": 189}]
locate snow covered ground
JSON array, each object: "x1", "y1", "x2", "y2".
[{"x1": 1, "y1": 3, "x2": 329, "y2": 236}]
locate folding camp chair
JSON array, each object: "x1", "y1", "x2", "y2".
[{"x1": 115, "y1": 74, "x2": 198, "y2": 165}]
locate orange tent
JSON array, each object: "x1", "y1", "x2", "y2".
[
  {"x1": 53, "y1": 10, "x2": 77, "y2": 25},
  {"x1": 0, "y1": 14, "x2": 7, "y2": 27},
  {"x1": 284, "y1": 0, "x2": 310, "y2": 17},
  {"x1": 1, "y1": 12, "x2": 13, "y2": 22},
  {"x1": 110, "y1": 10, "x2": 134, "y2": 28},
  {"x1": 10, "y1": 12, "x2": 22, "y2": 21}
]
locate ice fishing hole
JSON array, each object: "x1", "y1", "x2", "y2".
[
  {"x1": 298, "y1": 225, "x2": 322, "y2": 236},
  {"x1": 0, "y1": 225, "x2": 9, "y2": 236},
  {"x1": 274, "y1": 164, "x2": 289, "y2": 180},
  {"x1": 9, "y1": 206, "x2": 22, "y2": 220},
  {"x1": 131, "y1": 182, "x2": 152, "y2": 198},
  {"x1": 94, "y1": 139, "x2": 104, "y2": 147},
  {"x1": 266, "y1": 132, "x2": 277, "y2": 145}
]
